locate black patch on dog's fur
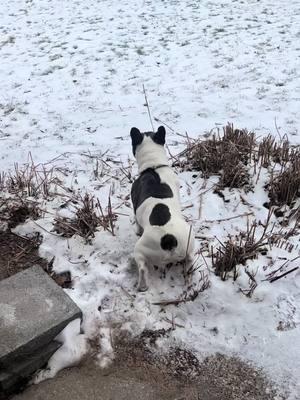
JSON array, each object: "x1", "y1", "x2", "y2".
[
  {"x1": 160, "y1": 234, "x2": 178, "y2": 251},
  {"x1": 131, "y1": 169, "x2": 173, "y2": 213},
  {"x1": 149, "y1": 203, "x2": 171, "y2": 226},
  {"x1": 130, "y1": 127, "x2": 143, "y2": 155}
]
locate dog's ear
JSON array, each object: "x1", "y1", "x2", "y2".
[
  {"x1": 130, "y1": 127, "x2": 143, "y2": 155},
  {"x1": 153, "y1": 126, "x2": 166, "y2": 145}
]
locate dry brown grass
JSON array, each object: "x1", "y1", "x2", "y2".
[
  {"x1": 258, "y1": 134, "x2": 299, "y2": 167},
  {"x1": 0, "y1": 231, "x2": 73, "y2": 288},
  {"x1": 212, "y1": 212, "x2": 273, "y2": 281},
  {"x1": 178, "y1": 124, "x2": 255, "y2": 173},
  {"x1": 1, "y1": 158, "x2": 61, "y2": 199},
  {"x1": 176, "y1": 124, "x2": 300, "y2": 222},
  {"x1": 53, "y1": 193, "x2": 117, "y2": 241},
  {"x1": 266, "y1": 155, "x2": 300, "y2": 208},
  {"x1": 175, "y1": 123, "x2": 256, "y2": 190}
]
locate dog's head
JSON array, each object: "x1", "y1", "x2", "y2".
[{"x1": 130, "y1": 126, "x2": 166, "y2": 157}]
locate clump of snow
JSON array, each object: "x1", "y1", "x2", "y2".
[{"x1": 33, "y1": 319, "x2": 87, "y2": 384}]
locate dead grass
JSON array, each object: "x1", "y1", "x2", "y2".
[
  {"x1": 1, "y1": 158, "x2": 61, "y2": 199},
  {"x1": 258, "y1": 134, "x2": 299, "y2": 167},
  {"x1": 0, "y1": 232, "x2": 44, "y2": 280},
  {"x1": 176, "y1": 124, "x2": 300, "y2": 224},
  {"x1": 175, "y1": 123, "x2": 255, "y2": 190},
  {"x1": 212, "y1": 212, "x2": 273, "y2": 282},
  {"x1": 113, "y1": 330, "x2": 202, "y2": 381},
  {"x1": 178, "y1": 124, "x2": 255, "y2": 172},
  {"x1": 53, "y1": 193, "x2": 117, "y2": 241},
  {"x1": 266, "y1": 154, "x2": 300, "y2": 208}
]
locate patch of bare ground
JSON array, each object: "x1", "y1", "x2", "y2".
[
  {"x1": 0, "y1": 198, "x2": 41, "y2": 230},
  {"x1": 14, "y1": 333, "x2": 279, "y2": 400},
  {"x1": 111, "y1": 332, "x2": 279, "y2": 399},
  {"x1": 0, "y1": 232, "x2": 45, "y2": 281},
  {"x1": 0, "y1": 232, "x2": 71, "y2": 287}
]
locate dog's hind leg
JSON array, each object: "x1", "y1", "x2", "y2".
[
  {"x1": 135, "y1": 221, "x2": 144, "y2": 237},
  {"x1": 137, "y1": 260, "x2": 148, "y2": 292},
  {"x1": 138, "y1": 264, "x2": 148, "y2": 292},
  {"x1": 183, "y1": 254, "x2": 194, "y2": 285},
  {"x1": 134, "y1": 243, "x2": 149, "y2": 291},
  {"x1": 132, "y1": 216, "x2": 144, "y2": 236}
]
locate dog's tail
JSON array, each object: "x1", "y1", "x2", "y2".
[{"x1": 160, "y1": 234, "x2": 178, "y2": 251}]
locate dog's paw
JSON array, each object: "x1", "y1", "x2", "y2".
[
  {"x1": 137, "y1": 283, "x2": 149, "y2": 292},
  {"x1": 137, "y1": 268, "x2": 148, "y2": 292},
  {"x1": 134, "y1": 225, "x2": 144, "y2": 237}
]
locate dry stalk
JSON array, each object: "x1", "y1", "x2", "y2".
[
  {"x1": 266, "y1": 154, "x2": 300, "y2": 208},
  {"x1": 152, "y1": 271, "x2": 210, "y2": 306},
  {"x1": 174, "y1": 123, "x2": 300, "y2": 197},
  {"x1": 2, "y1": 159, "x2": 60, "y2": 199},
  {"x1": 264, "y1": 256, "x2": 300, "y2": 283},
  {"x1": 269, "y1": 266, "x2": 299, "y2": 283},
  {"x1": 53, "y1": 193, "x2": 117, "y2": 241},
  {"x1": 212, "y1": 212, "x2": 273, "y2": 281},
  {"x1": 258, "y1": 134, "x2": 299, "y2": 167},
  {"x1": 0, "y1": 172, "x2": 6, "y2": 191},
  {"x1": 142, "y1": 84, "x2": 154, "y2": 132},
  {"x1": 174, "y1": 123, "x2": 256, "y2": 191},
  {"x1": 240, "y1": 269, "x2": 258, "y2": 298}
]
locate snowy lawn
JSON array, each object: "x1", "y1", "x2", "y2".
[{"x1": 0, "y1": 0, "x2": 300, "y2": 399}]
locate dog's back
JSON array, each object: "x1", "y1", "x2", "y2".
[
  {"x1": 130, "y1": 126, "x2": 195, "y2": 291},
  {"x1": 132, "y1": 168, "x2": 193, "y2": 262},
  {"x1": 131, "y1": 167, "x2": 180, "y2": 212}
]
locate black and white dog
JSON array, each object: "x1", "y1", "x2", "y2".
[{"x1": 130, "y1": 126, "x2": 195, "y2": 291}]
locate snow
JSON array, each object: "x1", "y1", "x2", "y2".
[
  {"x1": 33, "y1": 318, "x2": 87, "y2": 384},
  {"x1": 1, "y1": 0, "x2": 300, "y2": 398}
]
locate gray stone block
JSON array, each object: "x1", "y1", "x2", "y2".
[
  {"x1": 0, "y1": 340, "x2": 61, "y2": 393},
  {"x1": 0, "y1": 265, "x2": 82, "y2": 367}
]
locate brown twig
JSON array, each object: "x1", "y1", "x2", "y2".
[
  {"x1": 269, "y1": 266, "x2": 299, "y2": 283},
  {"x1": 142, "y1": 84, "x2": 154, "y2": 131},
  {"x1": 204, "y1": 212, "x2": 254, "y2": 224}
]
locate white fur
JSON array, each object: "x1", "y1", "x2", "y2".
[{"x1": 133, "y1": 135, "x2": 195, "y2": 291}]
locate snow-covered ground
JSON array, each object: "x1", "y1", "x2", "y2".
[
  {"x1": 1, "y1": 0, "x2": 300, "y2": 398},
  {"x1": 1, "y1": 0, "x2": 300, "y2": 169}
]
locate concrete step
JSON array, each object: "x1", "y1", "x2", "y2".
[
  {"x1": 0, "y1": 340, "x2": 61, "y2": 398},
  {"x1": 0, "y1": 265, "x2": 82, "y2": 397}
]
